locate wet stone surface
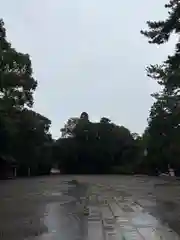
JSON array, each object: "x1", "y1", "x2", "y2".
[{"x1": 0, "y1": 175, "x2": 180, "y2": 239}]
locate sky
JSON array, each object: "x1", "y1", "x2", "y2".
[{"x1": 1, "y1": 0, "x2": 176, "y2": 139}]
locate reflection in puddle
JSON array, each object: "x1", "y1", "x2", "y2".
[
  {"x1": 22, "y1": 180, "x2": 180, "y2": 240},
  {"x1": 38, "y1": 180, "x2": 88, "y2": 240},
  {"x1": 132, "y1": 212, "x2": 159, "y2": 227},
  {"x1": 24, "y1": 180, "x2": 87, "y2": 240},
  {"x1": 42, "y1": 202, "x2": 85, "y2": 240}
]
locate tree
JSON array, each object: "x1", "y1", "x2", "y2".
[
  {"x1": 54, "y1": 114, "x2": 139, "y2": 174},
  {"x1": 0, "y1": 19, "x2": 37, "y2": 161},
  {"x1": 0, "y1": 20, "x2": 53, "y2": 177},
  {"x1": 13, "y1": 109, "x2": 52, "y2": 176},
  {"x1": 60, "y1": 117, "x2": 79, "y2": 138},
  {"x1": 0, "y1": 19, "x2": 37, "y2": 109},
  {"x1": 140, "y1": 1, "x2": 180, "y2": 93},
  {"x1": 141, "y1": 0, "x2": 180, "y2": 173},
  {"x1": 100, "y1": 117, "x2": 111, "y2": 124}
]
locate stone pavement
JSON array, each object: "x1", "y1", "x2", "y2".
[
  {"x1": 1, "y1": 176, "x2": 180, "y2": 240},
  {"x1": 85, "y1": 183, "x2": 180, "y2": 240}
]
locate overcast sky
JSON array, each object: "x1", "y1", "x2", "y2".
[{"x1": 1, "y1": 0, "x2": 176, "y2": 138}]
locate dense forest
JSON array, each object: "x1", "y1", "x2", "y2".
[{"x1": 1, "y1": 0, "x2": 180, "y2": 178}]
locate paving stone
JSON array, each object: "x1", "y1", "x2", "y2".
[
  {"x1": 118, "y1": 224, "x2": 137, "y2": 232},
  {"x1": 88, "y1": 214, "x2": 101, "y2": 221},
  {"x1": 114, "y1": 196, "x2": 124, "y2": 203},
  {"x1": 130, "y1": 202, "x2": 144, "y2": 212},
  {"x1": 101, "y1": 206, "x2": 114, "y2": 220},
  {"x1": 88, "y1": 194, "x2": 97, "y2": 203},
  {"x1": 138, "y1": 227, "x2": 157, "y2": 240},
  {"x1": 116, "y1": 217, "x2": 131, "y2": 224},
  {"x1": 132, "y1": 212, "x2": 159, "y2": 227},
  {"x1": 109, "y1": 202, "x2": 123, "y2": 217},
  {"x1": 123, "y1": 197, "x2": 132, "y2": 202},
  {"x1": 88, "y1": 217, "x2": 101, "y2": 221},
  {"x1": 87, "y1": 221, "x2": 104, "y2": 240},
  {"x1": 88, "y1": 206, "x2": 101, "y2": 221},
  {"x1": 104, "y1": 230, "x2": 118, "y2": 240},
  {"x1": 152, "y1": 226, "x2": 180, "y2": 240},
  {"x1": 122, "y1": 229, "x2": 144, "y2": 240},
  {"x1": 115, "y1": 202, "x2": 134, "y2": 213},
  {"x1": 41, "y1": 179, "x2": 180, "y2": 240},
  {"x1": 102, "y1": 218, "x2": 115, "y2": 230},
  {"x1": 88, "y1": 206, "x2": 99, "y2": 214},
  {"x1": 137, "y1": 199, "x2": 157, "y2": 207}
]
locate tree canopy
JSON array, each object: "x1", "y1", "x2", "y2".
[
  {"x1": 0, "y1": 19, "x2": 52, "y2": 177},
  {"x1": 1, "y1": 2, "x2": 180, "y2": 178},
  {"x1": 53, "y1": 115, "x2": 142, "y2": 174},
  {"x1": 140, "y1": 0, "x2": 180, "y2": 173}
]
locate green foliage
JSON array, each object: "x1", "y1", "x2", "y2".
[
  {"x1": 0, "y1": 19, "x2": 37, "y2": 109},
  {"x1": 141, "y1": 1, "x2": 180, "y2": 173},
  {"x1": 54, "y1": 117, "x2": 142, "y2": 174},
  {"x1": 141, "y1": 0, "x2": 180, "y2": 45},
  {"x1": 4, "y1": 11, "x2": 176, "y2": 178},
  {"x1": 0, "y1": 20, "x2": 52, "y2": 177}
]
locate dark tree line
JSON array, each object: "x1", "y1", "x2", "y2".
[
  {"x1": 1, "y1": 0, "x2": 180, "y2": 178},
  {"x1": 53, "y1": 114, "x2": 144, "y2": 174},
  {"x1": 140, "y1": 0, "x2": 180, "y2": 175},
  {"x1": 0, "y1": 19, "x2": 53, "y2": 177}
]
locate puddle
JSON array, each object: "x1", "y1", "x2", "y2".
[
  {"x1": 22, "y1": 180, "x2": 88, "y2": 240},
  {"x1": 39, "y1": 202, "x2": 86, "y2": 240},
  {"x1": 43, "y1": 191, "x2": 63, "y2": 197},
  {"x1": 132, "y1": 212, "x2": 159, "y2": 227},
  {"x1": 3, "y1": 177, "x2": 180, "y2": 240}
]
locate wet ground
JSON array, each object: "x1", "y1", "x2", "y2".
[{"x1": 1, "y1": 175, "x2": 180, "y2": 239}]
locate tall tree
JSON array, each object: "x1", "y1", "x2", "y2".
[
  {"x1": 0, "y1": 19, "x2": 38, "y2": 161},
  {"x1": 0, "y1": 20, "x2": 37, "y2": 110},
  {"x1": 0, "y1": 20, "x2": 53, "y2": 177},
  {"x1": 141, "y1": 0, "x2": 180, "y2": 171},
  {"x1": 13, "y1": 109, "x2": 52, "y2": 176}
]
